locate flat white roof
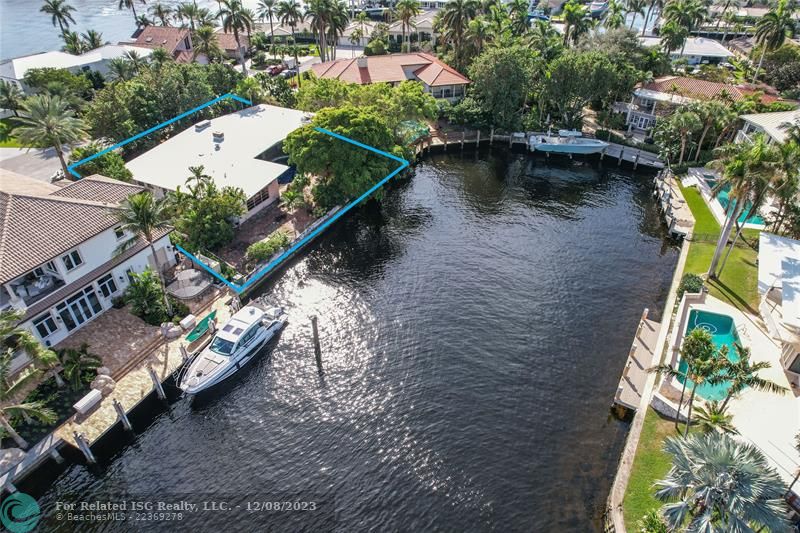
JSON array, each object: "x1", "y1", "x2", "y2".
[
  {"x1": 126, "y1": 104, "x2": 306, "y2": 199},
  {"x1": 633, "y1": 87, "x2": 693, "y2": 104},
  {"x1": 640, "y1": 37, "x2": 733, "y2": 59},
  {"x1": 740, "y1": 110, "x2": 800, "y2": 145},
  {"x1": 759, "y1": 233, "x2": 800, "y2": 327},
  {"x1": 0, "y1": 45, "x2": 153, "y2": 81}
]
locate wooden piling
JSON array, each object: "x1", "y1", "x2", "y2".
[
  {"x1": 179, "y1": 344, "x2": 189, "y2": 361},
  {"x1": 113, "y1": 399, "x2": 133, "y2": 432},
  {"x1": 600, "y1": 148, "x2": 606, "y2": 161},
  {"x1": 49, "y1": 447, "x2": 64, "y2": 464},
  {"x1": 476, "y1": 130, "x2": 481, "y2": 146},
  {"x1": 147, "y1": 367, "x2": 166, "y2": 400},
  {"x1": 618, "y1": 148, "x2": 624, "y2": 166},
  {"x1": 633, "y1": 152, "x2": 640, "y2": 170},
  {"x1": 73, "y1": 432, "x2": 96, "y2": 464},
  {"x1": 311, "y1": 315, "x2": 322, "y2": 369},
  {"x1": 460, "y1": 131, "x2": 465, "y2": 150},
  {"x1": 490, "y1": 127, "x2": 494, "y2": 145}
]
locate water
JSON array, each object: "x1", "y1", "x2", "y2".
[
  {"x1": 703, "y1": 177, "x2": 765, "y2": 225},
  {"x1": 677, "y1": 309, "x2": 741, "y2": 401},
  {"x1": 21, "y1": 152, "x2": 679, "y2": 531}
]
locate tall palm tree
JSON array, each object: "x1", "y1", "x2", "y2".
[
  {"x1": 715, "y1": 343, "x2": 788, "y2": 411},
  {"x1": 672, "y1": 109, "x2": 701, "y2": 165},
  {"x1": 149, "y1": 2, "x2": 174, "y2": 26},
  {"x1": 0, "y1": 81, "x2": 24, "y2": 117},
  {"x1": 13, "y1": 94, "x2": 87, "y2": 179},
  {"x1": 123, "y1": 49, "x2": 147, "y2": 73},
  {"x1": 176, "y1": 1, "x2": 202, "y2": 31},
  {"x1": 257, "y1": 0, "x2": 279, "y2": 51},
  {"x1": 604, "y1": 0, "x2": 626, "y2": 30},
  {"x1": 441, "y1": 0, "x2": 479, "y2": 71},
  {"x1": 81, "y1": 29, "x2": 106, "y2": 50},
  {"x1": 656, "y1": 433, "x2": 789, "y2": 531},
  {"x1": 625, "y1": 0, "x2": 646, "y2": 30},
  {"x1": 40, "y1": 0, "x2": 77, "y2": 36},
  {"x1": 307, "y1": 0, "x2": 334, "y2": 62},
  {"x1": 326, "y1": 1, "x2": 349, "y2": 60},
  {"x1": 752, "y1": 0, "x2": 797, "y2": 84},
  {"x1": 61, "y1": 30, "x2": 86, "y2": 55},
  {"x1": 692, "y1": 400, "x2": 738, "y2": 434},
  {"x1": 640, "y1": 0, "x2": 662, "y2": 36},
  {"x1": 527, "y1": 19, "x2": 562, "y2": 61},
  {"x1": 119, "y1": 0, "x2": 148, "y2": 25},
  {"x1": 396, "y1": 0, "x2": 421, "y2": 52},
  {"x1": 193, "y1": 25, "x2": 225, "y2": 61},
  {"x1": 689, "y1": 100, "x2": 726, "y2": 161},
  {"x1": 349, "y1": 26, "x2": 364, "y2": 56},
  {"x1": 663, "y1": 0, "x2": 708, "y2": 54},
  {"x1": 659, "y1": 19, "x2": 688, "y2": 55},
  {"x1": 507, "y1": 0, "x2": 529, "y2": 36},
  {"x1": 115, "y1": 192, "x2": 173, "y2": 317},
  {"x1": 149, "y1": 46, "x2": 172, "y2": 67},
  {"x1": 562, "y1": 0, "x2": 588, "y2": 46},
  {"x1": 277, "y1": 0, "x2": 304, "y2": 85},
  {"x1": 220, "y1": 0, "x2": 255, "y2": 76},
  {"x1": 107, "y1": 57, "x2": 135, "y2": 80}
]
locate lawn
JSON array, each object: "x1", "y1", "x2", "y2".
[{"x1": 0, "y1": 117, "x2": 22, "y2": 147}]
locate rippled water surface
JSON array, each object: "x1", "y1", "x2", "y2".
[{"x1": 24, "y1": 152, "x2": 679, "y2": 531}]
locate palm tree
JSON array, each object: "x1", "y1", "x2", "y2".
[
  {"x1": 119, "y1": 0, "x2": 148, "y2": 25},
  {"x1": 562, "y1": 0, "x2": 588, "y2": 46},
  {"x1": 135, "y1": 14, "x2": 154, "y2": 28},
  {"x1": 123, "y1": 49, "x2": 147, "y2": 73},
  {"x1": 13, "y1": 94, "x2": 87, "y2": 179},
  {"x1": 396, "y1": 0, "x2": 421, "y2": 52},
  {"x1": 277, "y1": 0, "x2": 304, "y2": 85},
  {"x1": 507, "y1": 0, "x2": 529, "y2": 36},
  {"x1": 349, "y1": 26, "x2": 364, "y2": 55},
  {"x1": 659, "y1": 19, "x2": 688, "y2": 55},
  {"x1": 149, "y1": 46, "x2": 172, "y2": 67},
  {"x1": 219, "y1": 0, "x2": 254, "y2": 76},
  {"x1": 193, "y1": 25, "x2": 225, "y2": 62},
  {"x1": 175, "y1": 1, "x2": 203, "y2": 31},
  {"x1": 715, "y1": 343, "x2": 788, "y2": 411},
  {"x1": 441, "y1": 0, "x2": 479, "y2": 71},
  {"x1": 650, "y1": 328, "x2": 718, "y2": 433},
  {"x1": 81, "y1": 29, "x2": 106, "y2": 50},
  {"x1": 663, "y1": 0, "x2": 708, "y2": 54},
  {"x1": 692, "y1": 400, "x2": 738, "y2": 434},
  {"x1": 640, "y1": 0, "x2": 662, "y2": 36},
  {"x1": 689, "y1": 100, "x2": 726, "y2": 161},
  {"x1": 307, "y1": 0, "x2": 334, "y2": 62},
  {"x1": 753, "y1": 0, "x2": 797, "y2": 84},
  {"x1": 0, "y1": 81, "x2": 24, "y2": 117},
  {"x1": 61, "y1": 30, "x2": 86, "y2": 55},
  {"x1": 527, "y1": 19, "x2": 562, "y2": 61},
  {"x1": 656, "y1": 433, "x2": 789, "y2": 531},
  {"x1": 672, "y1": 110, "x2": 701, "y2": 165},
  {"x1": 625, "y1": 0, "x2": 646, "y2": 30},
  {"x1": 40, "y1": 0, "x2": 77, "y2": 36},
  {"x1": 58, "y1": 344, "x2": 101, "y2": 391},
  {"x1": 149, "y1": 2, "x2": 174, "y2": 26},
  {"x1": 604, "y1": 0, "x2": 626, "y2": 30},
  {"x1": 115, "y1": 192, "x2": 173, "y2": 317},
  {"x1": 257, "y1": 0, "x2": 278, "y2": 51},
  {"x1": 107, "y1": 57, "x2": 135, "y2": 81}
]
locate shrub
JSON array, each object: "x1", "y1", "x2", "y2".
[
  {"x1": 68, "y1": 142, "x2": 133, "y2": 182},
  {"x1": 245, "y1": 231, "x2": 291, "y2": 267},
  {"x1": 124, "y1": 268, "x2": 168, "y2": 325},
  {"x1": 678, "y1": 273, "x2": 704, "y2": 298}
]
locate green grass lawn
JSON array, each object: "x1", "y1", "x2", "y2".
[{"x1": 0, "y1": 117, "x2": 22, "y2": 148}]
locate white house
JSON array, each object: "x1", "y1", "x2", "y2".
[
  {"x1": 640, "y1": 36, "x2": 733, "y2": 66},
  {"x1": 736, "y1": 110, "x2": 800, "y2": 145},
  {"x1": 126, "y1": 104, "x2": 307, "y2": 222},
  {"x1": 0, "y1": 170, "x2": 176, "y2": 373},
  {"x1": 0, "y1": 45, "x2": 154, "y2": 92}
]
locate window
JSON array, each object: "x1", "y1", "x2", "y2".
[
  {"x1": 97, "y1": 274, "x2": 118, "y2": 298},
  {"x1": 113, "y1": 226, "x2": 125, "y2": 240},
  {"x1": 33, "y1": 313, "x2": 59, "y2": 338},
  {"x1": 239, "y1": 327, "x2": 257, "y2": 347},
  {"x1": 61, "y1": 250, "x2": 83, "y2": 271},
  {"x1": 125, "y1": 267, "x2": 136, "y2": 283}
]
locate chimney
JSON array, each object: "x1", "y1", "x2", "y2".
[{"x1": 357, "y1": 56, "x2": 368, "y2": 69}]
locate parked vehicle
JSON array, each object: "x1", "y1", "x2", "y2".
[{"x1": 268, "y1": 64, "x2": 285, "y2": 76}]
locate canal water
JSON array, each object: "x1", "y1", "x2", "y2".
[{"x1": 23, "y1": 151, "x2": 679, "y2": 531}]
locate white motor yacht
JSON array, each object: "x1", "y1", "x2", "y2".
[
  {"x1": 179, "y1": 301, "x2": 287, "y2": 395},
  {"x1": 530, "y1": 130, "x2": 609, "y2": 155}
]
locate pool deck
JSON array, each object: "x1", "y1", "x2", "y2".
[
  {"x1": 683, "y1": 168, "x2": 768, "y2": 230},
  {"x1": 614, "y1": 314, "x2": 662, "y2": 411}
]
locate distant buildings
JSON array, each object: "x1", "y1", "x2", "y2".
[
  {"x1": 640, "y1": 36, "x2": 733, "y2": 66},
  {"x1": 126, "y1": 104, "x2": 307, "y2": 222},
  {"x1": 0, "y1": 45, "x2": 154, "y2": 91},
  {"x1": 126, "y1": 25, "x2": 249, "y2": 64},
  {"x1": 0, "y1": 170, "x2": 175, "y2": 370},
  {"x1": 311, "y1": 53, "x2": 470, "y2": 102},
  {"x1": 737, "y1": 110, "x2": 800, "y2": 145}
]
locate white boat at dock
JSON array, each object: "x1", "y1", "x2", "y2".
[
  {"x1": 179, "y1": 300, "x2": 287, "y2": 395},
  {"x1": 530, "y1": 130, "x2": 610, "y2": 155},
  {"x1": 589, "y1": 0, "x2": 609, "y2": 17}
]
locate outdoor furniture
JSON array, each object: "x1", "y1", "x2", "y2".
[
  {"x1": 73, "y1": 389, "x2": 103, "y2": 415},
  {"x1": 186, "y1": 310, "x2": 217, "y2": 342}
]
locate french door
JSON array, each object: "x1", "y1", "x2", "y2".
[{"x1": 55, "y1": 286, "x2": 104, "y2": 331}]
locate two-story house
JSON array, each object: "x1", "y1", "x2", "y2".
[
  {"x1": 0, "y1": 171, "x2": 175, "y2": 373},
  {"x1": 310, "y1": 53, "x2": 471, "y2": 103}
]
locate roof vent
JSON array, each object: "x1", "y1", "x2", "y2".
[
  {"x1": 357, "y1": 56, "x2": 368, "y2": 68},
  {"x1": 195, "y1": 120, "x2": 211, "y2": 131},
  {"x1": 145, "y1": 37, "x2": 153, "y2": 43},
  {"x1": 212, "y1": 131, "x2": 224, "y2": 143}
]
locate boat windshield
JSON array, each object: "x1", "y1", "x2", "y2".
[{"x1": 209, "y1": 336, "x2": 235, "y2": 356}]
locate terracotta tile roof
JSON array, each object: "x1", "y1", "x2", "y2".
[
  {"x1": 214, "y1": 30, "x2": 250, "y2": 52},
  {"x1": 640, "y1": 76, "x2": 784, "y2": 104},
  {"x1": 131, "y1": 26, "x2": 189, "y2": 54},
  {"x1": 173, "y1": 50, "x2": 194, "y2": 63},
  {"x1": 0, "y1": 174, "x2": 144, "y2": 284},
  {"x1": 311, "y1": 53, "x2": 470, "y2": 87}
]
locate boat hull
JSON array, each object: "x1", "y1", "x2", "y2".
[{"x1": 532, "y1": 142, "x2": 609, "y2": 155}]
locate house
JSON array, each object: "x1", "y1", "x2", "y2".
[
  {"x1": 0, "y1": 170, "x2": 176, "y2": 372},
  {"x1": 0, "y1": 45, "x2": 154, "y2": 92},
  {"x1": 337, "y1": 11, "x2": 439, "y2": 48},
  {"x1": 736, "y1": 110, "x2": 800, "y2": 145},
  {"x1": 639, "y1": 36, "x2": 733, "y2": 66},
  {"x1": 126, "y1": 104, "x2": 307, "y2": 222},
  {"x1": 619, "y1": 76, "x2": 785, "y2": 133},
  {"x1": 127, "y1": 25, "x2": 195, "y2": 63},
  {"x1": 310, "y1": 53, "x2": 470, "y2": 102},
  {"x1": 757, "y1": 232, "x2": 800, "y2": 378},
  {"x1": 214, "y1": 29, "x2": 250, "y2": 60}
]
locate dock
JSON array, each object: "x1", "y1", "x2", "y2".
[
  {"x1": 0, "y1": 434, "x2": 63, "y2": 493},
  {"x1": 653, "y1": 170, "x2": 695, "y2": 239},
  {"x1": 613, "y1": 309, "x2": 662, "y2": 412}
]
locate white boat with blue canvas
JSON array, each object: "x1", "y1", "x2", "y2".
[{"x1": 530, "y1": 130, "x2": 609, "y2": 155}]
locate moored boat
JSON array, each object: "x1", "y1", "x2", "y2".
[{"x1": 530, "y1": 130, "x2": 609, "y2": 155}]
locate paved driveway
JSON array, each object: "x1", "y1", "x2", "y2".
[{"x1": 0, "y1": 146, "x2": 62, "y2": 181}]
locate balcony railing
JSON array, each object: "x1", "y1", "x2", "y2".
[{"x1": 7, "y1": 272, "x2": 66, "y2": 308}]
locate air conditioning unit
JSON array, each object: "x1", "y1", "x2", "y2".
[
  {"x1": 212, "y1": 131, "x2": 225, "y2": 143},
  {"x1": 195, "y1": 120, "x2": 211, "y2": 131}
]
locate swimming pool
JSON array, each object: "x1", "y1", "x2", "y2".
[
  {"x1": 703, "y1": 175, "x2": 765, "y2": 225},
  {"x1": 676, "y1": 309, "x2": 740, "y2": 401}
]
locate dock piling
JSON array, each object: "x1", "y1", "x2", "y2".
[
  {"x1": 113, "y1": 399, "x2": 133, "y2": 432},
  {"x1": 73, "y1": 432, "x2": 96, "y2": 464},
  {"x1": 310, "y1": 315, "x2": 322, "y2": 370},
  {"x1": 4, "y1": 481, "x2": 17, "y2": 493},
  {"x1": 443, "y1": 133, "x2": 448, "y2": 151},
  {"x1": 476, "y1": 130, "x2": 480, "y2": 146},
  {"x1": 147, "y1": 367, "x2": 167, "y2": 401},
  {"x1": 618, "y1": 148, "x2": 624, "y2": 166},
  {"x1": 461, "y1": 131, "x2": 465, "y2": 151},
  {"x1": 490, "y1": 128, "x2": 494, "y2": 145},
  {"x1": 49, "y1": 447, "x2": 64, "y2": 464},
  {"x1": 633, "y1": 152, "x2": 640, "y2": 170},
  {"x1": 179, "y1": 344, "x2": 189, "y2": 361}
]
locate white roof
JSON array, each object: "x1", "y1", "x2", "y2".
[
  {"x1": 0, "y1": 45, "x2": 153, "y2": 81},
  {"x1": 633, "y1": 87, "x2": 693, "y2": 104},
  {"x1": 640, "y1": 37, "x2": 733, "y2": 59},
  {"x1": 758, "y1": 233, "x2": 800, "y2": 327},
  {"x1": 740, "y1": 110, "x2": 800, "y2": 145},
  {"x1": 126, "y1": 104, "x2": 306, "y2": 199}
]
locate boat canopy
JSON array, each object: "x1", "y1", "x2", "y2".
[{"x1": 558, "y1": 130, "x2": 583, "y2": 137}]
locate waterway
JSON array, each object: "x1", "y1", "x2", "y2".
[{"x1": 21, "y1": 151, "x2": 679, "y2": 531}]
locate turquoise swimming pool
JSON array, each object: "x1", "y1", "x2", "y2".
[
  {"x1": 703, "y1": 175, "x2": 765, "y2": 225},
  {"x1": 676, "y1": 309, "x2": 740, "y2": 401}
]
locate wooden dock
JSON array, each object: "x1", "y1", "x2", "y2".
[
  {"x1": 653, "y1": 171, "x2": 695, "y2": 238},
  {"x1": 613, "y1": 310, "x2": 662, "y2": 412},
  {"x1": 0, "y1": 433, "x2": 63, "y2": 492}
]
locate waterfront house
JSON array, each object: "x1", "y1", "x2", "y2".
[
  {"x1": 0, "y1": 45, "x2": 154, "y2": 92},
  {"x1": 310, "y1": 53, "x2": 470, "y2": 102},
  {"x1": 128, "y1": 25, "x2": 196, "y2": 63},
  {"x1": 757, "y1": 232, "x2": 800, "y2": 379},
  {"x1": 0, "y1": 170, "x2": 175, "y2": 373},
  {"x1": 337, "y1": 11, "x2": 439, "y2": 48},
  {"x1": 618, "y1": 76, "x2": 785, "y2": 133},
  {"x1": 126, "y1": 104, "x2": 306, "y2": 222},
  {"x1": 736, "y1": 110, "x2": 800, "y2": 145},
  {"x1": 639, "y1": 37, "x2": 733, "y2": 66}
]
